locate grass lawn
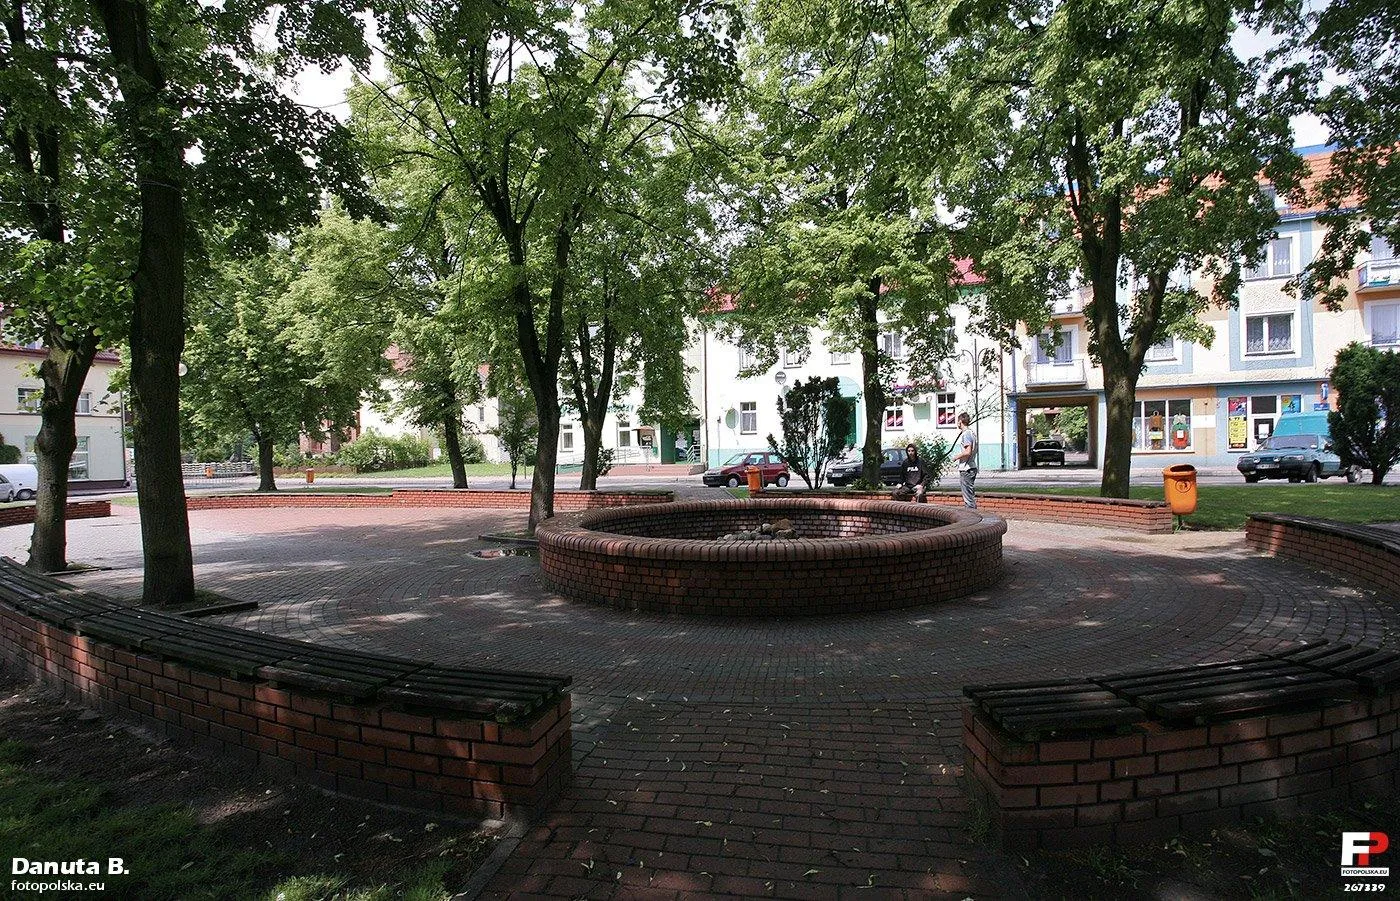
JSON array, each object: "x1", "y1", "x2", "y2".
[
  {"x1": 323, "y1": 462, "x2": 517, "y2": 479},
  {"x1": 988, "y1": 482, "x2": 1400, "y2": 530}
]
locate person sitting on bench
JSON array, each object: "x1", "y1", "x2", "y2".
[{"x1": 892, "y1": 444, "x2": 928, "y2": 502}]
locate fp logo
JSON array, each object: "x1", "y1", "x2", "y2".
[{"x1": 1342, "y1": 832, "x2": 1390, "y2": 876}]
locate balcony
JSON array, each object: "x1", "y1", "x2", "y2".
[
  {"x1": 1050, "y1": 288, "x2": 1090, "y2": 318},
  {"x1": 1025, "y1": 356, "x2": 1088, "y2": 388},
  {"x1": 1359, "y1": 258, "x2": 1400, "y2": 289}
]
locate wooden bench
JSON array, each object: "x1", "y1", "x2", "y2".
[
  {"x1": 964, "y1": 641, "x2": 1400, "y2": 849},
  {"x1": 0, "y1": 558, "x2": 573, "y2": 819}
]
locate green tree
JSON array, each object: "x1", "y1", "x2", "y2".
[
  {"x1": 182, "y1": 223, "x2": 392, "y2": 491},
  {"x1": 0, "y1": 1, "x2": 135, "y2": 572},
  {"x1": 1328, "y1": 343, "x2": 1400, "y2": 485},
  {"x1": 928, "y1": 0, "x2": 1304, "y2": 497},
  {"x1": 491, "y1": 384, "x2": 539, "y2": 491},
  {"x1": 767, "y1": 377, "x2": 855, "y2": 488},
  {"x1": 563, "y1": 136, "x2": 712, "y2": 490},
  {"x1": 720, "y1": 0, "x2": 959, "y2": 487},
  {"x1": 1294, "y1": 0, "x2": 1400, "y2": 306},
  {"x1": 364, "y1": 0, "x2": 740, "y2": 531},
  {"x1": 83, "y1": 0, "x2": 373, "y2": 603}
]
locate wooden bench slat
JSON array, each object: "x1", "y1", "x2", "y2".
[
  {"x1": 1265, "y1": 643, "x2": 1400, "y2": 693},
  {"x1": 1099, "y1": 660, "x2": 1293, "y2": 693},
  {"x1": 1101, "y1": 663, "x2": 1318, "y2": 699},
  {"x1": 1148, "y1": 679, "x2": 1361, "y2": 723},
  {"x1": 142, "y1": 632, "x2": 300, "y2": 676},
  {"x1": 73, "y1": 608, "x2": 202, "y2": 649}
]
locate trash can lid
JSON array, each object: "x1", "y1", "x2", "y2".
[{"x1": 1163, "y1": 464, "x2": 1197, "y2": 475}]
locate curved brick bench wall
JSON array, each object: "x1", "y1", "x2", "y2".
[
  {"x1": 185, "y1": 489, "x2": 673, "y2": 512},
  {"x1": 0, "y1": 500, "x2": 111, "y2": 527},
  {"x1": 791, "y1": 490, "x2": 1171, "y2": 533},
  {"x1": 966, "y1": 692, "x2": 1400, "y2": 850},
  {"x1": 1246, "y1": 514, "x2": 1400, "y2": 597},
  {"x1": 537, "y1": 498, "x2": 1006, "y2": 616},
  {"x1": 0, "y1": 568, "x2": 572, "y2": 820}
]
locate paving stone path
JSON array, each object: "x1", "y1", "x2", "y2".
[{"x1": 3, "y1": 504, "x2": 1397, "y2": 899}]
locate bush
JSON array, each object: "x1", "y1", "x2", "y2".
[
  {"x1": 273, "y1": 443, "x2": 307, "y2": 468},
  {"x1": 337, "y1": 430, "x2": 433, "y2": 472},
  {"x1": 597, "y1": 447, "x2": 615, "y2": 477},
  {"x1": 460, "y1": 434, "x2": 488, "y2": 464},
  {"x1": 0, "y1": 444, "x2": 20, "y2": 465}
]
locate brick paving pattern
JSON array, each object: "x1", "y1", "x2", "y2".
[{"x1": 2, "y1": 503, "x2": 1397, "y2": 898}]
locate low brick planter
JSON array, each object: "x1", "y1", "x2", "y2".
[
  {"x1": 965, "y1": 695, "x2": 1400, "y2": 850},
  {"x1": 798, "y1": 490, "x2": 1171, "y2": 533},
  {"x1": 537, "y1": 497, "x2": 1006, "y2": 616},
  {"x1": 1246, "y1": 514, "x2": 1400, "y2": 597},
  {"x1": 185, "y1": 489, "x2": 674, "y2": 512},
  {"x1": 0, "y1": 568, "x2": 573, "y2": 820},
  {"x1": 0, "y1": 500, "x2": 111, "y2": 527}
]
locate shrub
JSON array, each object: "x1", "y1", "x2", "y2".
[
  {"x1": 597, "y1": 447, "x2": 615, "y2": 477},
  {"x1": 460, "y1": 434, "x2": 488, "y2": 464},
  {"x1": 0, "y1": 444, "x2": 21, "y2": 465},
  {"x1": 272, "y1": 443, "x2": 307, "y2": 468},
  {"x1": 337, "y1": 430, "x2": 433, "y2": 472}
]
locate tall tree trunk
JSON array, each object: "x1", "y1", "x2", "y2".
[
  {"x1": 28, "y1": 340, "x2": 98, "y2": 572},
  {"x1": 255, "y1": 436, "x2": 276, "y2": 491},
  {"x1": 578, "y1": 414, "x2": 606, "y2": 490},
  {"x1": 1101, "y1": 371, "x2": 1137, "y2": 499},
  {"x1": 858, "y1": 276, "x2": 885, "y2": 485},
  {"x1": 94, "y1": 0, "x2": 196, "y2": 605},
  {"x1": 443, "y1": 413, "x2": 468, "y2": 488}
]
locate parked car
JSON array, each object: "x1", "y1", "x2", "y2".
[
  {"x1": 0, "y1": 474, "x2": 14, "y2": 502},
  {"x1": 702, "y1": 452, "x2": 791, "y2": 488},
  {"x1": 1237, "y1": 434, "x2": 1357, "y2": 483},
  {"x1": 0, "y1": 464, "x2": 39, "y2": 500},
  {"x1": 1237, "y1": 411, "x2": 1362, "y2": 483},
  {"x1": 826, "y1": 448, "x2": 905, "y2": 486},
  {"x1": 1028, "y1": 438, "x2": 1067, "y2": 466}
]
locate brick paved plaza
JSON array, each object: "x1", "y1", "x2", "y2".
[{"x1": 3, "y1": 504, "x2": 1396, "y2": 898}]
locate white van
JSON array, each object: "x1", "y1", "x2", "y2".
[{"x1": 0, "y1": 464, "x2": 40, "y2": 501}]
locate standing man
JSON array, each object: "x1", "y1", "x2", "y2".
[{"x1": 955, "y1": 413, "x2": 979, "y2": 508}]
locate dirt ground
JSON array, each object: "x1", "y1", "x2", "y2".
[{"x1": 0, "y1": 671, "x2": 499, "y2": 900}]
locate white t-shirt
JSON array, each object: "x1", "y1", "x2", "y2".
[{"x1": 957, "y1": 429, "x2": 978, "y2": 471}]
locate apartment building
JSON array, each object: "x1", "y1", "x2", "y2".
[
  {"x1": 1012, "y1": 148, "x2": 1396, "y2": 471},
  {"x1": 0, "y1": 346, "x2": 128, "y2": 487}
]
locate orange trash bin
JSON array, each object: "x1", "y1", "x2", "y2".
[
  {"x1": 1163, "y1": 464, "x2": 1197, "y2": 515},
  {"x1": 745, "y1": 465, "x2": 763, "y2": 494},
  {"x1": 305, "y1": 468, "x2": 315, "y2": 484}
]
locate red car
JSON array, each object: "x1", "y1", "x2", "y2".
[{"x1": 702, "y1": 452, "x2": 790, "y2": 488}]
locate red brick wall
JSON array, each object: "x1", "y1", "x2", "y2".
[
  {"x1": 537, "y1": 498, "x2": 1006, "y2": 615},
  {"x1": 794, "y1": 491, "x2": 1173, "y2": 533},
  {"x1": 964, "y1": 699, "x2": 1400, "y2": 850},
  {"x1": 0, "y1": 604, "x2": 571, "y2": 820},
  {"x1": 1246, "y1": 515, "x2": 1400, "y2": 597},
  {"x1": 0, "y1": 500, "x2": 111, "y2": 527},
  {"x1": 185, "y1": 490, "x2": 673, "y2": 512}
]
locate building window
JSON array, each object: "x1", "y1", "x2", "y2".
[
  {"x1": 76, "y1": 393, "x2": 91, "y2": 414},
  {"x1": 880, "y1": 331, "x2": 904, "y2": 360},
  {"x1": 829, "y1": 349, "x2": 850, "y2": 365},
  {"x1": 1372, "y1": 233, "x2": 1395, "y2": 263},
  {"x1": 617, "y1": 414, "x2": 631, "y2": 448},
  {"x1": 884, "y1": 405, "x2": 905, "y2": 431},
  {"x1": 1370, "y1": 302, "x2": 1399, "y2": 348},
  {"x1": 783, "y1": 347, "x2": 808, "y2": 368},
  {"x1": 1245, "y1": 236, "x2": 1296, "y2": 280},
  {"x1": 69, "y1": 437, "x2": 89, "y2": 480},
  {"x1": 1145, "y1": 337, "x2": 1177, "y2": 362},
  {"x1": 1132, "y1": 399, "x2": 1192, "y2": 451},
  {"x1": 1245, "y1": 313, "x2": 1293, "y2": 355},
  {"x1": 1036, "y1": 328, "x2": 1073, "y2": 364},
  {"x1": 739, "y1": 402, "x2": 757, "y2": 434},
  {"x1": 477, "y1": 405, "x2": 485, "y2": 423},
  {"x1": 738, "y1": 346, "x2": 754, "y2": 369},
  {"x1": 936, "y1": 392, "x2": 958, "y2": 427},
  {"x1": 560, "y1": 424, "x2": 574, "y2": 452},
  {"x1": 17, "y1": 388, "x2": 41, "y2": 412}
]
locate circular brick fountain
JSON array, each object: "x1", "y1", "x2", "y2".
[{"x1": 536, "y1": 497, "x2": 1006, "y2": 616}]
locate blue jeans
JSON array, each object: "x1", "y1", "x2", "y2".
[{"x1": 960, "y1": 468, "x2": 978, "y2": 508}]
